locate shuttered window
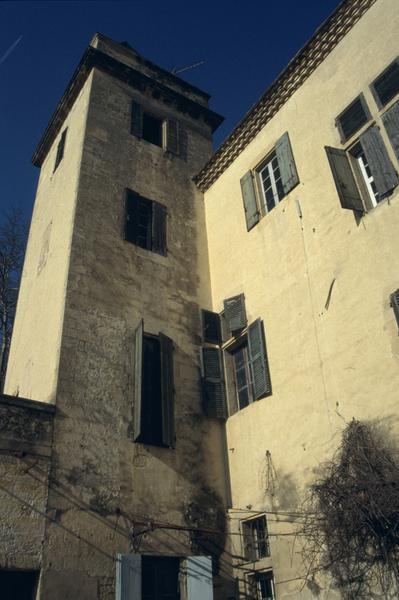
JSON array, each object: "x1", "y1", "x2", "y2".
[
  {"x1": 116, "y1": 554, "x2": 141, "y2": 600},
  {"x1": 371, "y1": 58, "x2": 399, "y2": 108},
  {"x1": 130, "y1": 100, "x2": 186, "y2": 158},
  {"x1": 382, "y1": 100, "x2": 399, "y2": 161},
  {"x1": 124, "y1": 189, "x2": 167, "y2": 255},
  {"x1": 359, "y1": 125, "x2": 399, "y2": 198},
  {"x1": 223, "y1": 294, "x2": 247, "y2": 333},
  {"x1": 391, "y1": 289, "x2": 399, "y2": 330},
  {"x1": 53, "y1": 128, "x2": 67, "y2": 172},
  {"x1": 248, "y1": 319, "x2": 272, "y2": 400},
  {"x1": 336, "y1": 95, "x2": 370, "y2": 142},
  {"x1": 201, "y1": 347, "x2": 227, "y2": 419},
  {"x1": 201, "y1": 310, "x2": 222, "y2": 345},
  {"x1": 325, "y1": 146, "x2": 364, "y2": 212}
]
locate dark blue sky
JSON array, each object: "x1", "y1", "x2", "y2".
[{"x1": 0, "y1": 0, "x2": 342, "y2": 223}]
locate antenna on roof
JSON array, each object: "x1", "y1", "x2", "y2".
[{"x1": 171, "y1": 60, "x2": 206, "y2": 75}]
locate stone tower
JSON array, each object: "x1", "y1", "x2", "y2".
[{"x1": 5, "y1": 34, "x2": 230, "y2": 599}]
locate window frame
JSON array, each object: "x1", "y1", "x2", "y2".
[
  {"x1": 124, "y1": 189, "x2": 167, "y2": 256},
  {"x1": 241, "y1": 515, "x2": 270, "y2": 562},
  {"x1": 370, "y1": 56, "x2": 399, "y2": 109},
  {"x1": 247, "y1": 570, "x2": 276, "y2": 600},
  {"x1": 335, "y1": 93, "x2": 371, "y2": 144}
]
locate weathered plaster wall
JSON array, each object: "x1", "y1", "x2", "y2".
[
  {"x1": 4, "y1": 75, "x2": 93, "y2": 403},
  {"x1": 204, "y1": 0, "x2": 399, "y2": 597}
]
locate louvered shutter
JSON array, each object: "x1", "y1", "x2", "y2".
[
  {"x1": 325, "y1": 146, "x2": 364, "y2": 212},
  {"x1": 275, "y1": 131, "x2": 300, "y2": 194},
  {"x1": 166, "y1": 119, "x2": 179, "y2": 155},
  {"x1": 240, "y1": 171, "x2": 259, "y2": 231},
  {"x1": 125, "y1": 190, "x2": 139, "y2": 244},
  {"x1": 371, "y1": 59, "x2": 399, "y2": 108},
  {"x1": 202, "y1": 310, "x2": 222, "y2": 345},
  {"x1": 382, "y1": 100, "x2": 399, "y2": 161},
  {"x1": 186, "y1": 556, "x2": 213, "y2": 600},
  {"x1": 335, "y1": 95, "x2": 370, "y2": 143},
  {"x1": 360, "y1": 125, "x2": 399, "y2": 196},
  {"x1": 179, "y1": 126, "x2": 188, "y2": 161},
  {"x1": 152, "y1": 202, "x2": 167, "y2": 255},
  {"x1": 116, "y1": 554, "x2": 141, "y2": 600},
  {"x1": 248, "y1": 319, "x2": 271, "y2": 400},
  {"x1": 131, "y1": 101, "x2": 143, "y2": 137},
  {"x1": 391, "y1": 289, "x2": 399, "y2": 329},
  {"x1": 223, "y1": 294, "x2": 247, "y2": 333},
  {"x1": 133, "y1": 320, "x2": 143, "y2": 441},
  {"x1": 159, "y1": 333, "x2": 175, "y2": 447},
  {"x1": 201, "y1": 347, "x2": 227, "y2": 419}
]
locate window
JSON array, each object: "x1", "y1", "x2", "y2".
[
  {"x1": 133, "y1": 320, "x2": 174, "y2": 447},
  {"x1": 248, "y1": 571, "x2": 275, "y2": 600},
  {"x1": 0, "y1": 570, "x2": 39, "y2": 600},
  {"x1": 124, "y1": 189, "x2": 167, "y2": 255},
  {"x1": 131, "y1": 100, "x2": 187, "y2": 158},
  {"x1": 53, "y1": 128, "x2": 67, "y2": 172},
  {"x1": 240, "y1": 131, "x2": 299, "y2": 231},
  {"x1": 242, "y1": 516, "x2": 270, "y2": 561},
  {"x1": 391, "y1": 289, "x2": 399, "y2": 330},
  {"x1": 335, "y1": 94, "x2": 370, "y2": 143},
  {"x1": 371, "y1": 57, "x2": 399, "y2": 108}
]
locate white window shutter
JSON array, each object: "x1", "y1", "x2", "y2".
[
  {"x1": 116, "y1": 554, "x2": 141, "y2": 600},
  {"x1": 186, "y1": 556, "x2": 213, "y2": 600}
]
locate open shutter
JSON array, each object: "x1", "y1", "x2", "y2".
[
  {"x1": 133, "y1": 320, "x2": 143, "y2": 442},
  {"x1": 186, "y1": 556, "x2": 213, "y2": 600},
  {"x1": 116, "y1": 554, "x2": 141, "y2": 600},
  {"x1": 240, "y1": 171, "x2": 259, "y2": 231},
  {"x1": 166, "y1": 119, "x2": 179, "y2": 155},
  {"x1": 201, "y1": 310, "x2": 222, "y2": 345},
  {"x1": 382, "y1": 100, "x2": 399, "y2": 161},
  {"x1": 325, "y1": 146, "x2": 364, "y2": 212},
  {"x1": 275, "y1": 131, "x2": 299, "y2": 194},
  {"x1": 201, "y1": 347, "x2": 227, "y2": 419},
  {"x1": 248, "y1": 319, "x2": 271, "y2": 400},
  {"x1": 223, "y1": 294, "x2": 247, "y2": 333},
  {"x1": 159, "y1": 333, "x2": 175, "y2": 447},
  {"x1": 125, "y1": 190, "x2": 139, "y2": 244},
  {"x1": 359, "y1": 125, "x2": 399, "y2": 196},
  {"x1": 391, "y1": 289, "x2": 399, "y2": 329},
  {"x1": 152, "y1": 202, "x2": 167, "y2": 255},
  {"x1": 131, "y1": 101, "x2": 143, "y2": 137}
]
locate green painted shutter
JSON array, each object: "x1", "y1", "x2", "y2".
[
  {"x1": 382, "y1": 100, "x2": 399, "y2": 161},
  {"x1": 240, "y1": 171, "x2": 259, "y2": 231},
  {"x1": 159, "y1": 333, "x2": 175, "y2": 447},
  {"x1": 201, "y1": 347, "x2": 227, "y2": 419},
  {"x1": 166, "y1": 119, "x2": 179, "y2": 155},
  {"x1": 248, "y1": 319, "x2": 271, "y2": 400},
  {"x1": 391, "y1": 289, "x2": 399, "y2": 329},
  {"x1": 223, "y1": 294, "x2": 247, "y2": 333},
  {"x1": 325, "y1": 146, "x2": 364, "y2": 212},
  {"x1": 201, "y1": 310, "x2": 222, "y2": 345},
  {"x1": 152, "y1": 202, "x2": 167, "y2": 255},
  {"x1": 360, "y1": 125, "x2": 399, "y2": 196},
  {"x1": 131, "y1": 101, "x2": 143, "y2": 137},
  {"x1": 116, "y1": 554, "x2": 141, "y2": 600},
  {"x1": 275, "y1": 131, "x2": 299, "y2": 195},
  {"x1": 186, "y1": 556, "x2": 213, "y2": 600},
  {"x1": 133, "y1": 320, "x2": 143, "y2": 442}
]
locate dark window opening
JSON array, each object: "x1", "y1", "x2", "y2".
[
  {"x1": 249, "y1": 571, "x2": 275, "y2": 600},
  {"x1": 142, "y1": 556, "x2": 180, "y2": 600},
  {"x1": 0, "y1": 570, "x2": 39, "y2": 600},
  {"x1": 54, "y1": 128, "x2": 67, "y2": 172},
  {"x1": 372, "y1": 59, "x2": 399, "y2": 107},
  {"x1": 140, "y1": 336, "x2": 163, "y2": 446},
  {"x1": 125, "y1": 189, "x2": 167, "y2": 255},
  {"x1": 242, "y1": 516, "x2": 270, "y2": 561},
  {"x1": 142, "y1": 113, "x2": 163, "y2": 147},
  {"x1": 336, "y1": 95, "x2": 370, "y2": 142}
]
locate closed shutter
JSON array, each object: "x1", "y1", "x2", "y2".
[
  {"x1": 201, "y1": 347, "x2": 227, "y2": 419},
  {"x1": 391, "y1": 289, "x2": 399, "y2": 329},
  {"x1": 360, "y1": 125, "x2": 399, "y2": 196},
  {"x1": 166, "y1": 119, "x2": 179, "y2": 155},
  {"x1": 159, "y1": 333, "x2": 175, "y2": 447},
  {"x1": 186, "y1": 556, "x2": 213, "y2": 600},
  {"x1": 133, "y1": 320, "x2": 143, "y2": 442},
  {"x1": 179, "y1": 127, "x2": 188, "y2": 161},
  {"x1": 131, "y1": 101, "x2": 143, "y2": 137},
  {"x1": 223, "y1": 294, "x2": 247, "y2": 333},
  {"x1": 325, "y1": 146, "x2": 364, "y2": 212},
  {"x1": 275, "y1": 131, "x2": 300, "y2": 195},
  {"x1": 201, "y1": 310, "x2": 222, "y2": 345},
  {"x1": 382, "y1": 100, "x2": 399, "y2": 161},
  {"x1": 152, "y1": 202, "x2": 167, "y2": 255},
  {"x1": 116, "y1": 554, "x2": 141, "y2": 600},
  {"x1": 240, "y1": 171, "x2": 259, "y2": 231},
  {"x1": 125, "y1": 190, "x2": 139, "y2": 244},
  {"x1": 248, "y1": 319, "x2": 271, "y2": 400}
]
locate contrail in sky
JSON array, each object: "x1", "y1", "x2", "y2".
[{"x1": 0, "y1": 35, "x2": 23, "y2": 66}]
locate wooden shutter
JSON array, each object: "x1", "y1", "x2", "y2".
[
  {"x1": 382, "y1": 100, "x2": 399, "y2": 161},
  {"x1": 202, "y1": 310, "x2": 222, "y2": 345},
  {"x1": 223, "y1": 294, "x2": 247, "y2": 333},
  {"x1": 248, "y1": 319, "x2": 271, "y2": 400},
  {"x1": 116, "y1": 554, "x2": 141, "y2": 600},
  {"x1": 240, "y1": 171, "x2": 259, "y2": 231},
  {"x1": 124, "y1": 190, "x2": 139, "y2": 244},
  {"x1": 131, "y1": 101, "x2": 143, "y2": 137},
  {"x1": 360, "y1": 125, "x2": 399, "y2": 196},
  {"x1": 133, "y1": 320, "x2": 143, "y2": 442},
  {"x1": 371, "y1": 59, "x2": 399, "y2": 108},
  {"x1": 159, "y1": 333, "x2": 175, "y2": 447},
  {"x1": 391, "y1": 289, "x2": 399, "y2": 329},
  {"x1": 335, "y1": 95, "x2": 370, "y2": 143},
  {"x1": 179, "y1": 126, "x2": 188, "y2": 161},
  {"x1": 275, "y1": 131, "x2": 300, "y2": 195},
  {"x1": 186, "y1": 556, "x2": 213, "y2": 600},
  {"x1": 325, "y1": 146, "x2": 364, "y2": 212},
  {"x1": 201, "y1": 347, "x2": 227, "y2": 419},
  {"x1": 166, "y1": 119, "x2": 179, "y2": 155},
  {"x1": 152, "y1": 202, "x2": 167, "y2": 255}
]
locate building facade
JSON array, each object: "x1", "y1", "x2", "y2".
[{"x1": 1, "y1": 0, "x2": 399, "y2": 598}]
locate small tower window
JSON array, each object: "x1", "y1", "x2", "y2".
[
  {"x1": 53, "y1": 128, "x2": 67, "y2": 172},
  {"x1": 142, "y1": 112, "x2": 163, "y2": 147}
]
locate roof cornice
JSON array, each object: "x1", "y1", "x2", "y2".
[{"x1": 194, "y1": 0, "x2": 377, "y2": 192}]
